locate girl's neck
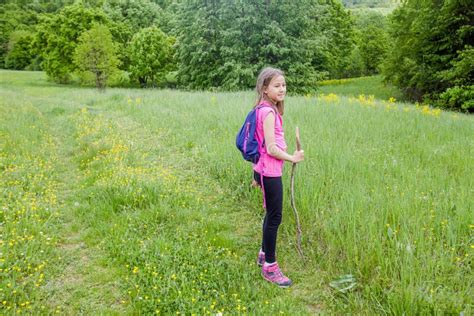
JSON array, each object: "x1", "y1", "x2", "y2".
[{"x1": 261, "y1": 97, "x2": 276, "y2": 106}]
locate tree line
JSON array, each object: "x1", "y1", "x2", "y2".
[
  {"x1": 1, "y1": 0, "x2": 472, "y2": 111},
  {"x1": 383, "y1": 0, "x2": 472, "y2": 112}
]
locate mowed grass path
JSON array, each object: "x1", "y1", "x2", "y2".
[{"x1": 1, "y1": 70, "x2": 472, "y2": 314}]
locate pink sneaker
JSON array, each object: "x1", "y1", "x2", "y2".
[
  {"x1": 262, "y1": 262, "x2": 292, "y2": 288},
  {"x1": 257, "y1": 249, "x2": 265, "y2": 266},
  {"x1": 257, "y1": 249, "x2": 277, "y2": 267}
]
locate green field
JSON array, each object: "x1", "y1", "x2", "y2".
[
  {"x1": 318, "y1": 75, "x2": 404, "y2": 101},
  {"x1": 1, "y1": 70, "x2": 472, "y2": 314}
]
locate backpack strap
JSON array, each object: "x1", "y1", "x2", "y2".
[
  {"x1": 255, "y1": 104, "x2": 277, "y2": 151},
  {"x1": 255, "y1": 104, "x2": 277, "y2": 210}
]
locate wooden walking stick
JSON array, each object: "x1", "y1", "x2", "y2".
[{"x1": 290, "y1": 127, "x2": 304, "y2": 258}]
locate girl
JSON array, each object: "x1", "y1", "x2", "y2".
[{"x1": 252, "y1": 67, "x2": 304, "y2": 288}]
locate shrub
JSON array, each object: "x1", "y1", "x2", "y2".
[
  {"x1": 128, "y1": 26, "x2": 175, "y2": 87},
  {"x1": 5, "y1": 30, "x2": 34, "y2": 70},
  {"x1": 73, "y1": 24, "x2": 120, "y2": 90},
  {"x1": 437, "y1": 85, "x2": 474, "y2": 112}
]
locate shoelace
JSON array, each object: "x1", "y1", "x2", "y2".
[{"x1": 269, "y1": 266, "x2": 284, "y2": 279}]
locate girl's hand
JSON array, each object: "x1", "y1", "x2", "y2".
[{"x1": 291, "y1": 150, "x2": 304, "y2": 163}]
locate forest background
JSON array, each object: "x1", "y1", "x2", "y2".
[{"x1": 1, "y1": 0, "x2": 473, "y2": 111}]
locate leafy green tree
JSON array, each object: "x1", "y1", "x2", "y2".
[
  {"x1": 2, "y1": 0, "x2": 75, "y2": 13},
  {"x1": 319, "y1": 0, "x2": 355, "y2": 78},
  {"x1": 175, "y1": 0, "x2": 223, "y2": 89},
  {"x1": 175, "y1": 0, "x2": 353, "y2": 92},
  {"x1": 0, "y1": 4, "x2": 38, "y2": 67},
  {"x1": 0, "y1": 1, "x2": 105, "y2": 68},
  {"x1": 73, "y1": 24, "x2": 120, "y2": 90},
  {"x1": 350, "y1": 10, "x2": 389, "y2": 76},
  {"x1": 345, "y1": 45, "x2": 365, "y2": 76},
  {"x1": 383, "y1": 0, "x2": 473, "y2": 111},
  {"x1": 440, "y1": 46, "x2": 474, "y2": 88},
  {"x1": 102, "y1": 0, "x2": 164, "y2": 32},
  {"x1": 358, "y1": 24, "x2": 388, "y2": 74},
  {"x1": 33, "y1": 4, "x2": 109, "y2": 83},
  {"x1": 4, "y1": 30, "x2": 34, "y2": 70},
  {"x1": 217, "y1": 1, "x2": 330, "y2": 91},
  {"x1": 128, "y1": 26, "x2": 175, "y2": 87},
  {"x1": 102, "y1": 0, "x2": 176, "y2": 70},
  {"x1": 437, "y1": 46, "x2": 474, "y2": 111}
]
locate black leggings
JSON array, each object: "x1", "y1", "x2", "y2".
[{"x1": 254, "y1": 171, "x2": 283, "y2": 264}]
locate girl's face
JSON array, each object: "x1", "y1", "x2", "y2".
[{"x1": 264, "y1": 75, "x2": 286, "y2": 103}]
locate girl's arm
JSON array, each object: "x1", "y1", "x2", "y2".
[{"x1": 263, "y1": 112, "x2": 304, "y2": 163}]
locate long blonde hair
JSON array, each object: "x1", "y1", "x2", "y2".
[{"x1": 254, "y1": 67, "x2": 285, "y2": 115}]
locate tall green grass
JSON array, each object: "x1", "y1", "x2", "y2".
[
  {"x1": 1, "y1": 70, "x2": 472, "y2": 314},
  {"x1": 318, "y1": 75, "x2": 404, "y2": 101},
  {"x1": 0, "y1": 81, "x2": 66, "y2": 313}
]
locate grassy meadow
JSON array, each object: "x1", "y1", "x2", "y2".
[
  {"x1": 318, "y1": 75, "x2": 404, "y2": 101},
  {"x1": 1, "y1": 70, "x2": 472, "y2": 314}
]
